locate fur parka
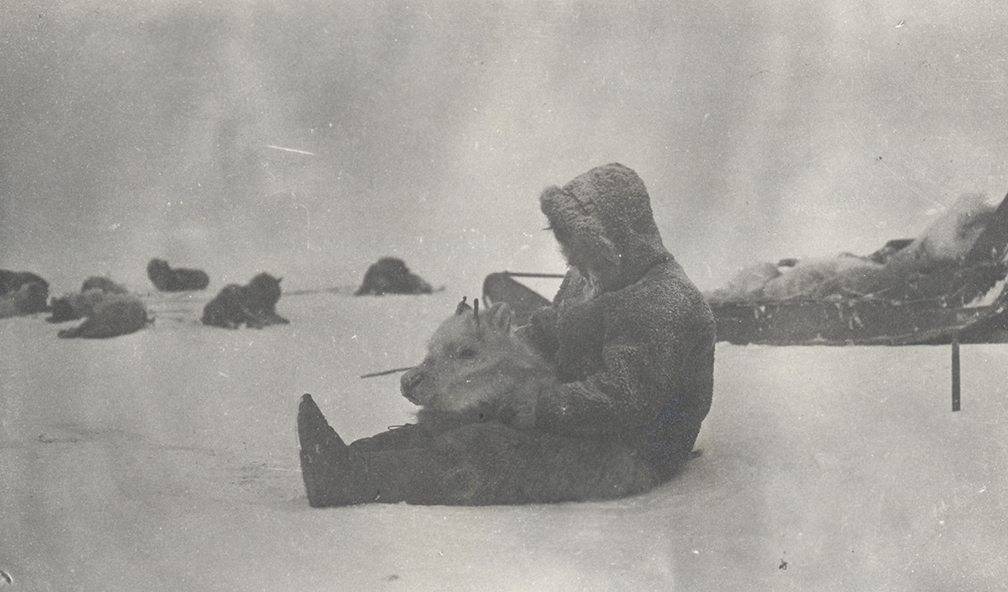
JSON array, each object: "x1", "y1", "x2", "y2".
[{"x1": 522, "y1": 163, "x2": 716, "y2": 476}]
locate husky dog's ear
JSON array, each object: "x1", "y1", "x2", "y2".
[
  {"x1": 454, "y1": 296, "x2": 471, "y2": 316},
  {"x1": 485, "y1": 302, "x2": 512, "y2": 333}
]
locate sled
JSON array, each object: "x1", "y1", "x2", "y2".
[
  {"x1": 481, "y1": 272, "x2": 557, "y2": 326},
  {"x1": 710, "y1": 190, "x2": 1008, "y2": 345},
  {"x1": 483, "y1": 192, "x2": 1008, "y2": 345},
  {"x1": 482, "y1": 267, "x2": 1008, "y2": 345}
]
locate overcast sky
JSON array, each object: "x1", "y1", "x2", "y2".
[{"x1": 3, "y1": 1, "x2": 1008, "y2": 294}]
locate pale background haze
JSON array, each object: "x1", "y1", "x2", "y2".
[{"x1": 4, "y1": 1, "x2": 1007, "y2": 295}]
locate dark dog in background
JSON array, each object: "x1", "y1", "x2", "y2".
[
  {"x1": 147, "y1": 258, "x2": 210, "y2": 292},
  {"x1": 201, "y1": 273, "x2": 289, "y2": 329},
  {"x1": 0, "y1": 270, "x2": 49, "y2": 315}
]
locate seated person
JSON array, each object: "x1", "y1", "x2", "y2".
[{"x1": 298, "y1": 163, "x2": 716, "y2": 506}]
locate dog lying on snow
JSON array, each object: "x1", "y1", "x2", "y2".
[{"x1": 201, "y1": 273, "x2": 289, "y2": 329}]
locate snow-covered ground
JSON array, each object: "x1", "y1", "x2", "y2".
[{"x1": 2, "y1": 289, "x2": 1006, "y2": 591}]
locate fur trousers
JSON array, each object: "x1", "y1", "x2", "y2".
[{"x1": 297, "y1": 394, "x2": 665, "y2": 507}]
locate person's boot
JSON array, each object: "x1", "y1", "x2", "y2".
[{"x1": 297, "y1": 394, "x2": 349, "y2": 507}]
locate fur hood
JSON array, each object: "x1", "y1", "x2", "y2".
[{"x1": 540, "y1": 163, "x2": 669, "y2": 292}]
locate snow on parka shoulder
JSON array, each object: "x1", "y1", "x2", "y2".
[{"x1": 520, "y1": 163, "x2": 716, "y2": 477}]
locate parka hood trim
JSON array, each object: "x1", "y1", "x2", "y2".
[{"x1": 540, "y1": 163, "x2": 670, "y2": 291}]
